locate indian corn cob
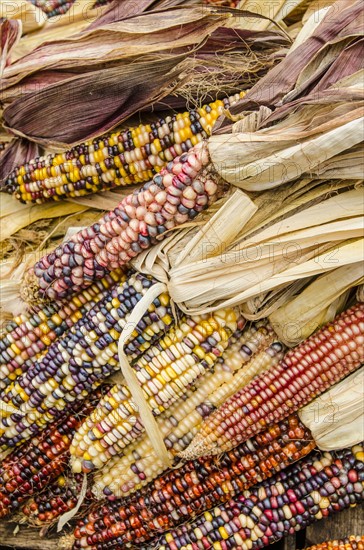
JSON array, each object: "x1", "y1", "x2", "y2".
[
  {"x1": 0, "y1": 387, "x2": 106, "y2": 518},
  {"x1": 94, "y1": 321, "x2": 285, "y2": 499},
  {"x1": 0, "y1": 272, "x2": 174, "y2": 449},
  {"x1": 27, "y1": 0, "x2": 110, "y2": 17},
  {"x1": 23, "y1": 142, "x2": 217, "y2": 303},
  {"x1": 70, "y1": 308, "x2": 237, "y2": 473},
  {"x1": 304, "y1": 538, "x2": 364, "y2": 550},
  {"x1": 21, "y1": 472, "x2": 90, "y2": 526},
  {"x1": 182, "y1": 303, "x2": 364, "y2": 459},
  {"x1": 0, "y1": 269, "x2": 124, "y2": 392},
  {"x1": 73, "y1": 415, "x2": 315, "y2": 549},
  {"x1": 4, "y1": 94, "x2": 242, "y2": 204},
  {"x1": 148, "y1": 444, "x2": 364, "y2": 550}
]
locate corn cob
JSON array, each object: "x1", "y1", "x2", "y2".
[
  {"x1": 0, "y1": 269, "x2": 124, "y2": 392},
  {"x1": 0, "y1": 387, "x2": 107, "y2": 518},
  {"x1": 73, "y1": 415, "x2": 314, "y2": 549},
  {"x1": 27, "y1": 0, "x2": 74, "y2": 16},
  {"x1": 21, "y1": 472, "x2": 90, "y2": 526},
  {"x1": 94, "y1": 322, "x2": 285, "y2": 499},
  {"x1": 70, "y1": 308, "x2": 237, "y2": 473},
  {"x1": 5, "y1": 94, "x2": 242, "y2": 204},
  {"x1": 304, "y1": 538, "x2": 364, "y2": 550},
  {"x1": 148, "y1": 444, "x2": 364, "y2": 550},
  {"x1": 22, "y1": 142, "x2": 217, "y2": 303},
  {"x1": 182, "y1": 303, "x2": 364, "y2": 460},
  {"x1": 0, "y1": 272, "x2": 174, "y2": 449}
]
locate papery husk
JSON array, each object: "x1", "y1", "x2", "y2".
[
  {"x1": 0, "y1": 0, "x2": 45, "y2": 34},
  {"x1": 133, "y1": 185, "x2": 363, "y2": 315},
  {"x1": 0, "y1": 19, "x2": 22, "y2": 76},
  {"x1": 0, "y1": 137, "x2": 41, "y2": 184},
  {"x1": 1, "y1": 6, "x2": 289, "y2": 146},
  {"x1": 213, "y1": 0, "x2": 363, "y2": 132},
  {"x1": 299, "y1": 367, "x2": 364, "y2": 451},
  {"x1": 0, "y1": 197, "x2": 87, "y2": 242},
  {"x1": 10, "y1": 3, "x2": 102, "y2": 61},
  {"x1": 209, "y1": 103, "x2": 363, "y2": 191},
  {"x1": 1, "y1": 7, "x2": 234, "y2": 146},
  {"x1": 269, "y1": 263, "x2": 364, "y2": 346}
]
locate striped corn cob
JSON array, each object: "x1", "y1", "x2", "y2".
[
  {"x1": 73, "y1": 415, "x2": 315, "y2": 549},
  {"x1": 22, "y1": 142, "x2": 217, "y2": 303},
  {"x1": 70, "y1": 308, "x2": 237, "y2": 473},
  {"x1": 0, "y1": 269, "x2": 124, "y2": 392},
  {"x1": 304, "y1": 538, "x2": 364, "y2": 550},
  {"x1": 0, "y1": 387, "x2": 106, "y2": 518},
  {"x1": 5, "y1": 94, "x2": 242, "y2": 204},
  {"x1": 94, "y1": 321, "x2": 285, "y2": 499},
  {"x1": 21, "y1": 472, "x2": 90, "y2": 526},
  {"x1": 0, "y1": 272, "x2": 174, "y2": 449},
  {"x1": 148, "y1": 444, "x2": 364, "y2": 550},
  {"x1": 182, "y1": 303, "x2": 364, "y2": 459}
]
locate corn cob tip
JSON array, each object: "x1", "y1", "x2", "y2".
[
  {"x1": 19, "y1": 268, "x2": 46, "y2": 306},
  {"x1": 58, "y1": 534, "x2": 75, "y2": 550}
]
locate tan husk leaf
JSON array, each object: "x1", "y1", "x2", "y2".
[
  {"x1": 299, "y1": 367, "x2": 364, "y2": 451},
  {"x1": 269, "y1": 263, "x2": 364, "y2": 346}
]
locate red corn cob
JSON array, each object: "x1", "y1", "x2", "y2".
[
  {"x1": 147, "y1": 445, "x2": 364, "y2": 550},
  {"x1": 23, "y1": 142, "x2": 216, "y2": 303},
  {"x1": 21, "y1": 472, "x2": 91, "y2": 526},
  {"x1": 181, "y1": 303, "x2": 364, "y2": 459},
  {"x1": 304, "y1": 538, "x2": 364, "y2": 550},
  {"x1": 0, "y1": 386, "x2": 108, "y2": 518},
  {"x1": 73, "y1": 415, "x2": 315, "y2": 548}
]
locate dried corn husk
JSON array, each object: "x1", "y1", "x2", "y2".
[
  {"x1": 0, "y1": 195, "x2": 87, "y2": 242},
  {"x1": 0, "y1": 0, "x2": 45, "y2": 34},
  {"x1": 299, "y1": 367, "x2": 364, "y2": 451},
  {"x1": 0, "y1": 19, "x2": 22, "y2": 76},
  {"x1": 269, "y1": 263, "x2": 364, "y2": 346},
  {"x1": 133, "y1": 186, "x2": 363, "y2": 314},
  {"x1": 1, "y1": 6, "x2": 288, "y2": 147},
  {"x1": 214, "y1": 0, "x2": 363, "y2": 132},
  {"x1": 209, "y1": 105, "x2": 363, "y2": 191}
]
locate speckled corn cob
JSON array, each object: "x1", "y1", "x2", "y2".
[
  {"x1": 0, "y1": 273, "x2": 174, "y2": 449},
  {"x1": 70, "y1": 309, "x2": 237, "y2": 473},
  {"x1": 148, "y1": 444, "x2": 364, "y2": 550},
  {"x1": 23, "y1": 142, "x2": 217, "y2": 303},
  {"x1": 0, "y1": 387, "x2": 106, "y2": 518},
  {"x1": 27, "y1": 0, "x2": 74, "y2": 17},
  {"x1": 304, "y1": 538, "x2": 364, "y2": 550},
  {"x1": 21, "y1": 472, "x2": 90, "y2": 526},
  {"x1": 73, "y1": 416, "x2": 314, "y2": 549},
  {"x1": 94, "y1": 321, "x2": 285, "y2": 499},
  {"x1": 182, "y1": 303, "x2": 364, "y2": 459},
  {"x1": 5, "y1": 94, "x2": 242, "y2": 204},
  {"x1": 0, "y1": 270, "x2": 124, "y2": 392}
]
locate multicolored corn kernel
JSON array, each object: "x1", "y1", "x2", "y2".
[
  {"x1": 0, "y1": 387, "x2": 106, "y2": 518},
  {"x1": 0, "y1": 269, "x2": 124, "y2": 392},
  {"x1": 73, "y1": 415, "x2": 314, "y2": 548},
  {"x1": 27, "y1": 0, "x2": 75, "y2": 17},
  {"x1": 0, "y1": 273, "x2": 175, "y2": 449},
  {"x1": 304, "y1": 537, "x2": 364, "y2": 550},
  {"x1": 5, "y1": 93, "x2": 242, "y2": 204},
  {"x1": 182, "y1": 303, "x2": 364, "y2": 459},
  {"x1": 23, "y1": 142, "x2": 218, "y2": 303},
  {"x1": 21, "y1": 472, "x2": 90, "y2": 526},
  {"x1": 147, "y1": 444, "x2": 364, "y2": 550},
  {"x1": 70, "y1": 308, "x2": 237, "y2": 473},
  {"x1": 93, "y1": 322, "x2": 285, "y2": 499}
]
